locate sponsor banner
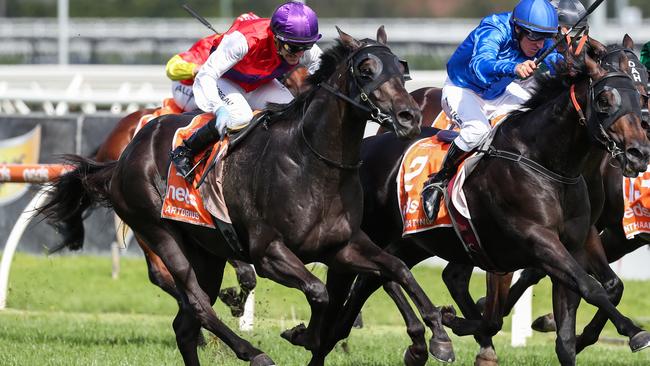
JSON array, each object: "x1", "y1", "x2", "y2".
[
  {"x1": 622, "y1": 172, "x2": 650, "y2": 239},
  {"x1": 0, "y1": 126, "x2": 41, "y2": 206}
]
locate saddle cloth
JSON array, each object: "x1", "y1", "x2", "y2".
[
  {"x1": 161, "y1": 113, "x2": 231, "y2": 228},
  {"x1": 622, "y1": 171, "x2": 650, "y2": 239},
  {"x1": 134, "y1": 98, "x2": 184, "y2": 136},
  {"x1": 397, "y1": 129, "x2": 500, "y2": 271}
]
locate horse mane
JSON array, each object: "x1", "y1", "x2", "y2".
[
  {"x1": 263, "y1": 40, "x2": 355, "y2": 124},
  {"x1": 506, "y1": 55, "x2": 587, "y2": 123}
]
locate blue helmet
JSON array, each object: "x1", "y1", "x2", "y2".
[{"x1": 512, "y1": 0, "x2": 559, "y2": 35}]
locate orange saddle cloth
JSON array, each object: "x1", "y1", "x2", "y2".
[
  {"x1": 161, "y1": 113, "x2": 227, "y2": 229},
  {"x1": 398, "y1": 135, "x2": 456, "y2": 235},
  {"x1": 622, "y1": 171, "x2": 650, "y2": 239}
]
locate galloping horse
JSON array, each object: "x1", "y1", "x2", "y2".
[
  {"x1": 39, "y1": 27, "x2": 461, "y2": 366},
  {"x1": 48, "y1": 67, "x2": 311, "y2": 317},
  {"x1": 311, "y1": 42, "x2": 650, "y2": 366},
  {"x1": 491, "y1": 35, "x2": 650, "y2": 351}
]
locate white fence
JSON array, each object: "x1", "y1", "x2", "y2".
[{"x1": 0, "y1": 65, "x2": 447, "y2": 115}]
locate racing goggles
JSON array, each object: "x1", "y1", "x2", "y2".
[
  {"x1": 281, "y1": 42, "x2": 314, "y2": 54},
  {"x1": 521, "y1": 28, "x2": 554, "y2": 42}
]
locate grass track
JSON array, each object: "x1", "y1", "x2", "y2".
[{"x1": 1, "y1": 253, "x2": 650, "y2": 365}]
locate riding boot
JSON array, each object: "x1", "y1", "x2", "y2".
[
  {"x1": 169, "y1": 119, "x2": 221, "y2": 180},
  {"x1": 421, "y1": 142, "x2": 471, "y2": 220}
]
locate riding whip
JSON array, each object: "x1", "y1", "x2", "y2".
[
  {"x1": 181, "y1": 3, "x2": 219, "y2": 34},
  {"x1": 535, "y1": 0, "x2": 607, "y2": 66}
]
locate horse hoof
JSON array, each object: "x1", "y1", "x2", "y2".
[
  {"x1": 474, "y1": 347, "x2": 498, "y2": 366},
  {"x1": 531, "y1": 314, "x2": 556, "y2": 333},
  {"x1": 629, "y1": 331, "x2": 650, "y2": 352},
  {"x1": 403, "y1": 345, "x2": 428, "y2": 366},
  {"x1": 280, "y1": 323, "x2": 311, "y2": 349},
  {"x1": 429, "y1": 339, "x2": 455, "y2": 363},
  {"x1": 250, "y1": 353, "x2": 276, "y2": 366}
]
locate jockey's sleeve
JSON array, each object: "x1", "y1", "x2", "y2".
[
  {"x1": 301, "y1": 44, "x2": 323, "y2": 75},
  {"x1": 193, "y1": 32, "x2": 248, "y2": 114},
  {"x1": 165, "y1": 54, "x2": 197, "y2": 81},
  {"x1": 469, "y1": 26, "x2": 518, "y2": 88}
]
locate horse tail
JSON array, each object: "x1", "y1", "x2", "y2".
[{"x1": 37, "y1": 155, "x2": 117, "y2": 253}]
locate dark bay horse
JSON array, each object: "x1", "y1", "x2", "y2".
[
  {"x1": 493, "y1": 36, "x2": 650, "y2": 350},
  {"x1": 39, "y1": 27, "x2": 462, "y2": 366},
  {"x1": 312, "y1": 44, "x2": 650, "y2": 366},
  {"x1": 48, "y1": 67, "x2": 312, "y2": 318}
]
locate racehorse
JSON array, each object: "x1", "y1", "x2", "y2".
[
  {"x1": 488, "y1": 35, "x2": 650, "y2": 352},
  {"x1": 310, "y1": 40, "x2": 650, "y2": 366},
  {"x1": 47, "y1": 67, "x2": 311, "y2": 317},
  {"x1": 38, "y1": 27, "x2": 461, "y2": 366}
]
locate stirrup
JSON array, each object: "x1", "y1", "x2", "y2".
[{"x1": 422, "y1": 182, "x2": 446, "y2": 221}]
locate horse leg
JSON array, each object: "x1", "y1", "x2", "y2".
[
  {"x1": 328, "y1": 233, "x2": 454, "y2": 363},
  {"x1": 135, "y1": 226, "x2": 269, "y2": 365},
  {"x1": 498, "y1": 267, "x2": 556, "y2": 333},
  {"x1": 575, "y1": 227, "x2": 625, "y2": 353},
  {"x1": 529, "y1": 227, "x2": 650, "y2": 352},
  {"x1": 308, "y1": 272, "x2": 358, "y2": 366},
  {"x1": 252, "y1": 240, "x2": 329, "y2": 352},
  {"x1": 551, "y1": 279, "x2": 580, "y2": 366},
  {"x1": 219, "y1": 259, "x2": 257, "y2": 317},
  {"x1": 468, "y1": 272, "x2": 512, "y2": 366}
]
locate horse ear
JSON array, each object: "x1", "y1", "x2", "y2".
[
  {"x1": 618, "y1": 51, "x2": 631, "y2": 74},
  {"x1": 376, "y1": 25, "x2": 387, "y2": 45},
  {"x1": 336, "y1": 26, "x2": 361, "y2": 50},
  {"x1": 623, "y1": 34, "x2": 635, "y2": 49},
  {"x1": 585, "y1": 54, "x2": 606, "y2": 80},
  {"x1": 586, "y1": 37, "x2": 607, "y2": 62}
]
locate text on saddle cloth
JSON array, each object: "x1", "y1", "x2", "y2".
[
  {"x1": 622, "y1": 170, "x2": 650, "y2": 239},
  {"x1": 134, "y1": 98, "x2": 184, "y2": 136},
  {"x1": 161, "y1": 112, "x2": 231, "y2": 228}
]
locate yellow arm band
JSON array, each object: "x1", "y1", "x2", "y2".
[{"x1": 165, "y1": 54, "x2": 198, "y2": 81}]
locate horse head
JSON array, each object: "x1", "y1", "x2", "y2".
[
  {"x1": 570, "y1": 46, "x2": 650, "y2": 177},
  {"x1": 333, "y1": 26, "x2": 421, "y2": 139}
]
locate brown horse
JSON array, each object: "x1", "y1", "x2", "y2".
[
  {"x1": 312, "y1": 41, "x2": 650, "y2": 366},
  {"x1": 39, "y1": 28, "x2": 460, "y2": 366},
  {"x1": 50, "y1": 67, "x2": 311, "y2": 317}
]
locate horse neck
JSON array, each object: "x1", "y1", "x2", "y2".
[
  {"x1": 299, "y1": 85, "x2": 368, "y2": 171},
  {"x1": 497, "y1": 81, "x2": 597, "y2": 178}
]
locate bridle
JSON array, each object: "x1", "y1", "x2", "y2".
[{"x1": 301, "y1": 41, "x2": 410, "y2": 170}]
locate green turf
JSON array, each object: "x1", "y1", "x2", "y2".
[{"x1": 1, "y1": 252, "x2": 650, "y2": 365}]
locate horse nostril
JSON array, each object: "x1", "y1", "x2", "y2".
[
  {"x1": 626, "y1": 147, "x2": 647, "y2": 163},
  {"x1": 398, "y1": 110, "x2": 415, "y2": 123}
]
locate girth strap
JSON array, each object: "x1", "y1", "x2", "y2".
[{"x1": 478, "y1": 147, "x2": 581, "y2": 185}]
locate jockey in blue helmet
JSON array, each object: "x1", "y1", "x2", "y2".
[
  {"x1": 421, "y1": 0, "x2": 561, "y2": 220},
  {"x1": 170, "y1": 1, "x2": 322, "y2": 179}
]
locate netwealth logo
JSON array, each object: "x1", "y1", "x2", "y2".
[{"x1": 167, "y1": 185, "x2": 197, "y2": 207}]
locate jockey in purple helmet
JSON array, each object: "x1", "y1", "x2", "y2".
[
  {"x1": 170, "y1": 1, "x2": 322, "y2": 179},
  {"x1": 421, "y1": 0, "x2": 561, "y2": 220}
]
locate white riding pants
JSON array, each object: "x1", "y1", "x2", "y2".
[
  {"x1": 441, "y1": 78, "x2": 532, "y2": 151},
  {"x1": 171, "y1": 81, "x2": 198, "y2": 112},
  {"x1": 205, "y1": 78, "x2": 294, "y2": 131}
]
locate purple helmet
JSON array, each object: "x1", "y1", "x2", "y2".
[{"x1": 271, "y1": 1, "x2": 321, "y2": 44}]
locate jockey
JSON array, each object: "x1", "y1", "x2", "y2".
[
  {"x1": 170, "y1": 1, "x2": 323, "y2": 179},
  {"x1": 421, "y1": 0, "x2": 561, "y2": 220},
  {"x1": 165, "y1": 12, "x2": 260, "y2": 112}
]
